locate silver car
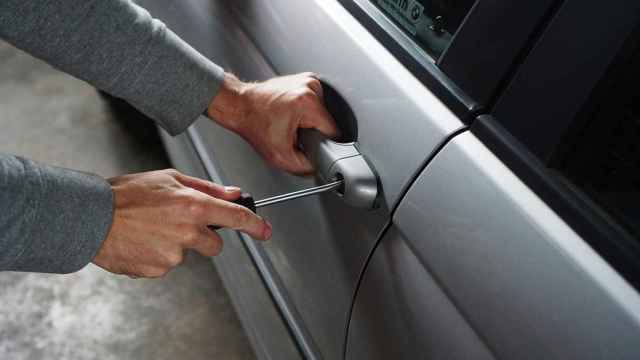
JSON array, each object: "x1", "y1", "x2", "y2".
[{"x1": 137, "y1": 0, "x2": 640, "y2": 359}]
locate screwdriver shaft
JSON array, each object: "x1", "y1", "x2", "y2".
[{"x1": 255, "y1": 180, "x2": 343, "y2": 208}]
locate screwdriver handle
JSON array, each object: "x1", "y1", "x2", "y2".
[
  {"x1": 231, "y1": 192, "x2": 257, "y2": 213},
  {"x1": 208, "y1": 192, "x2": 256, "y2": 231}
]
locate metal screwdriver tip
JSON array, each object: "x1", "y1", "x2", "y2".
[{"x1": 254, "y1": 180, "x2": 344, "y2": 208}]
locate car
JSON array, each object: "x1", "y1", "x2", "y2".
[{"x1": 135, "y1": 0, "x2": 640, "y2": 359}]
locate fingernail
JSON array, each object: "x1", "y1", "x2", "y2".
[
  {"x1": 225, "y1": 186, "x2": 241, "y2": 192},
  {"x1": 263, "y1": 221, "x2": 273, "y2": 240}
]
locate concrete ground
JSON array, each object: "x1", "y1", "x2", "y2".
[{"x1": 0, "y1": 42, "x2": 255, "y2": 359}]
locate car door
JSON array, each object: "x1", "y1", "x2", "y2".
[
  {"x1": 179, "y1": 2, "x2": 465, "y2": 359},
  {"x1": 347, "y1": 0, "x2": 640, "y2": 358},
  {"x1": 139, "y1": 0, "x2": 466, "y2": 357},
  {"x1": 137, "y1": 0, "x2": 568, "y2": 358}
]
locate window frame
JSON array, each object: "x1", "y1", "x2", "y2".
[
  {"x1": 338, "y1": 0, "x2": 560, "y2": 119},
  {"x1": 338, "y1": 0, "x2": 476, "y2": 119}
]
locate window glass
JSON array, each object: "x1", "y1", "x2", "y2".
[
  {"x1": 373, "y1": 0, "x2": 476, "y2": 57},
  {"x1": 554, "y1": 39, "x2": 640, "y2": 238}
]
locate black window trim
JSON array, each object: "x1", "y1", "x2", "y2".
[
  {"x1": 491, "y1": 0, "x2": 640, "y2": 164},
  {"x1": 439, "y1": 0, "x2": 562, "y2": 106},
  {"x1": 337, "y1": 0, "x2": 477, "y2": 120},
  {"x1": 476, "y1": 0, "x2": 640, "y2": 289},
  {"x1": 337, "y1": 0, "x2": 560, "y2": 120}
]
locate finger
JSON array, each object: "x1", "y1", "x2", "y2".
[
  {"x1": 302, "y1": 72, "x2": 319, "y2": 80},
  {"x1": 260, "y1": 147, "x2": 312, "y2": 175},
  {"x1": 202, "y1": 197, "x2": 271, "y2": 240},
  {"x1": 283, "y1": 149, "x2": 314, "y2": 176},
  {"x1": 306, "y1": 77, "x2": 324, "y2": 99},
  {"x1": 143, "y1": 267, "x2": 170, "y2": 279},
  {"x1": 132, "y1": 266, "x2": 169, "y2": 279},
  {"x1": 301, "y1": 101, "x2": 341, "y2": 139},
  {"x1": 192, "y1": 228, "x2": 224, "y2": 257},
  {"x1": 174, "y1": 173, "x2": 242, "y2": 201}
]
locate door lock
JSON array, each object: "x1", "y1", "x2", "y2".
[
  {"x1": 299, "y1": 129, "x2": 379, "y2": 209},
  {"x1": 208, "y1": 130, "x2": 379, "y2": 230}
]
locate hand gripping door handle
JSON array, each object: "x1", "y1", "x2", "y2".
[{"x1": 299, "y1": 129, "x2": 379, "y2": 209}]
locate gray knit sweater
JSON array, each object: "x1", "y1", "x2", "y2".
[{"x1": 0, "y1": 0, "x2": 224, "y2": 273}]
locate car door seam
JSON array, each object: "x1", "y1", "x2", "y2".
[{"x1": 343, "y1": 125, "x2": 482, "y2": 359}]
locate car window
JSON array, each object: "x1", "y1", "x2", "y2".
[
  {"x1": 373, "y1": 0, "x2": 476, "y2": 57},
  {"x1": 553, "y1": 39, "x2": 640, "y2": 239},
  {"x1": 483, "y1": 1, "x2": 640, "y2": 287}
]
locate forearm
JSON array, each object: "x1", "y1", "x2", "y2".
[
  {"x1": 0, "y1": 0, "x2": 224, "y2": 135},
  {"x1": 0, "y1": 154, "x2": 113, "y2": 273}
]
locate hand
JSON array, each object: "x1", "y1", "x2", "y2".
[
  {"x1": 207, "y1": 72, "x2": 340, "y2": 175},
  {"x1": 92, "y1": 169, "x2": 272, "y2": 278}
]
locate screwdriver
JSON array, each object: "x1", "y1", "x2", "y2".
[{"x1": 208, "y1": 179, "x2": 344, "y2": 230}]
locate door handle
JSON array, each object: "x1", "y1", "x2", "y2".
[{"x1": 299, "y1": 129, "x2": 379, "y2": 209}]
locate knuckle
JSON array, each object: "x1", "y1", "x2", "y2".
[
  {"x1": 164, "y1": 168, "x2": 180, "y2": 177},
  {"x1": 187, "y1": 201, "x2": 205, "y2": 218},
  {"x1": 306, "y1": 78, "x2": 321, "y2": 89},
  {"x1": 165, "y1": 251, "x2": 184, "y2": 268},
  {"x1": 177, "y1": 223, "x2": 195, "y2": 235},
  {"x1": 183, "y1": 228, "x2": 201, "y2": 246},
  {"x1": 174, "y1": 189, "x2": 194, "y2": 204},
  {"x1": 301, "y1": 88, "x2": 317, "y2": 99},
  {"x1": 176, "y1": 190, "x2": 204, "y2": 216},
  {"x1": 232, "y1": 207, "x2": 253, "y2": 227},
  {"x1": 294, "y1": 88, "x2": 316, "y2": 102}
]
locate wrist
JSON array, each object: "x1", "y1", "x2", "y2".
[{"x1": 207, "y1": 73, "x2": 251, "y2": 130}]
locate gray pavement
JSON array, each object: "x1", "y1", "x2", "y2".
[{"x1": 0, "y1": 41, "x2": 255, "y2": 360}]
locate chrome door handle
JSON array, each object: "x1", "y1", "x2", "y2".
[{"x1": 299, "y1": 129, "x2": 379, "y2": 209}]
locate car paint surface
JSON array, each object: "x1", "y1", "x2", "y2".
[
  {"x1": 138, "y1": 0, "x2": 465, "y2": 359},
  {"x1": 137, "y1": 1, "x2": 640, "y2": 359},
  {"x1": 348, "y1": 132, "x2": 640, "y2": 359},
  {"x1": 347, "y1": 224, "x2": 495, "y2": 360}
]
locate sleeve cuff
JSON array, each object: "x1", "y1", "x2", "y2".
[{"x1": 9, "y1": 160, "x2": 114, "y2": 274}]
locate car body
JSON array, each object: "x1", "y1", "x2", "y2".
[{"x1": 136, "y1": 0, "x2": 640, "y2": 359}]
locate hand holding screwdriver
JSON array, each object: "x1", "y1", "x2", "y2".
[{"x1": 93, "y1": 170, "x2": 272, "y2": 279}]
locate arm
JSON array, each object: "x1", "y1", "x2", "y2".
[
  {"x1": 0, "y1": 155, "x2": 270, "y2": 276},
  {"x1": 0, "y1": 0, "x2": 339, "y2": 173},
  {"x1": 0, "y1": 154, "x2": 112, "y2": 273},
  {"x1": 0, "y1": 0, "x2": 222, "y2": 135},
  {"x1": 0, "y1": 0, "x2": 338, "y2": 276}
]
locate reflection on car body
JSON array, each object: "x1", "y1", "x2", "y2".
[{"x1": 138, "y1": 0, "x2": 640, "y2": 359}]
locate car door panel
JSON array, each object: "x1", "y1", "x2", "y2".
[
  {"x1": 348, "y1": 131, "x2": 640, "y2": 359},
  {"x1": 227, "y1": 0, "x2": 464, "y2": 207},
  {"x1": 346, "y1": 224, "x2": 495, "y2": 360},
  {"x1": 140, "y1": 1, "x2": 464, "y2": 358}
]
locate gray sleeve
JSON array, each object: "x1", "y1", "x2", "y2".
[
  {"x1": 0, "y1": 154, "x2": 114, "y2": 274},
  {"x1": 0, "y1": 0, "x2": 224, "y2": 135}
]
